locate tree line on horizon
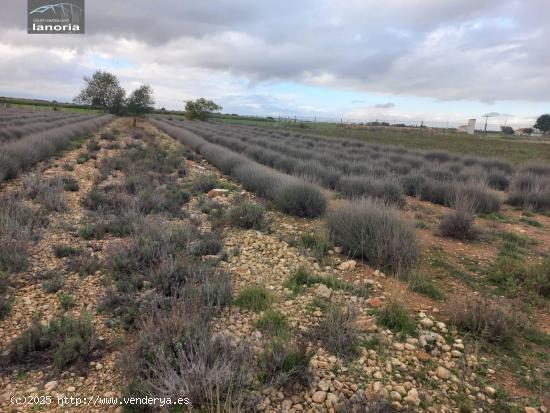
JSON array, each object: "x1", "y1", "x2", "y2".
[
  {"x1": 74, "y1": 70, "x2": 222, "y2": 123},
  {"x1": 73, "y1": 70, "x2": 549, "y2": 133}
]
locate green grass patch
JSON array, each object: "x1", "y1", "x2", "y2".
[
  {"x1": 9, "y1": 311, "x2": 96, "y2": 368},
  {"x1": 255, "y1": 310, "x2": 289, "y2": 338},
  {"x1": 53, "y1": 244, "x2": 80, "y2": 258},
  {"x1": 374, "y1": 299, "x2": 417, "y2": 336},
  {"x1": 409, "y1": 274, "x2": 446, "y2": 300},
  {"x1": 485, "y1": 233, "x2": 549, "y2": 299},
  {"x1": 523, "y1": 327, "x2": 550, "y2": 347},
  {"x1": 284, "y1": 266, "x2": 370, "y2": 297},
  {"x1": 67, "y1": 136, "x2": 88, "y2": 151},
  {"x1": 215, "y1": 116, "x2": 550, "y2": 164},
  {"x1": 498, "y1": 232, "x2": 532, "y2": 260},
  {"x1": 300, "y1": 232, "x2": 332, "y2": 264},
  {"x1": 191, "y1": 173, "x2": 220, "y2": 193},
  {"x1": 428, "y1": 252, "x2": 479, "y2": 289},
  {"x1": 306, "y1": 296, "x2": 329, "y2": 312},
  {"x1": 42, "y1": 272, "x2": 65, "y2": 293},
  {"x1": 57, "y1": 292, "x2": 76, "y2": 310},
  {"x1": 479, "y1": 212, "x2": 516, "y2": 224},
  {"x1": 78, "y1": 223, "x2": 106, "y2": 240},
  {"x1": 519, "y1": 217, "x2": 543, "y2": 228},
  {"x1": 234, "y1": 285, "x2": 274, "y2": 312}
]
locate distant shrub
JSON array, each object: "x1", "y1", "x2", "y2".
[
  {"x1": 438, "y1": 210, "x2": 476, "y2": 240},
  {"x1": 62, "y1": 176, "x2": 80, "y2": 192},
  {"x1": 76, "y1": 152, "x2": 92, "y2": 164},
  {"x1": 228, "y1": 201, "x2": 266, "y2": 230},
  {"x1": 199, "y1": 270, "x2": 233, "y2": 309},
  {"x1": 424, "y1": 150, "x2": 453, "y2": 163},
  {"x1": 100, "y1": 131, "x2": 116, "y2": 141},
  {"x1": 192, "y1": 173, "x2": 219, "y2": 193},
  {"x1": 10, "y1": 312, "x2": 96, "y2": 368},
  {"x1": 86, "y1": 139, "x2": 101, "y2": 152},
  {"x1": 259, "y1": 340, "x2": 312, "y2": 386},
  {"x1": 234, "y1": 285, "x2": 274, "y2": 312},
  {"x1": 190, "y1": 233, "x2": 223, "y2": 256},
  {"x1": 327, "y1": 198, "x2": 419, "y2": 275},
  {"x1": 338, "y1": 175, "x2": 405, "y2": 207},
  {"x1": 0, "y1": 115, "x2": 113, "y2": 182},
  {"x1": 486, "y1": 172, "x2": 510, "y2": 191},
  {"x1": 507, "y1": 173, "x2": 550, "y2": 212},
  {"x1": 418, "y1": 179, "x2": 448, "y2": 205},
  {"x1": 42, "y1": 272, "x2": 65, "y2": 293},
  {"x1": 0, "y1": 295, "x2": 13, "y2": 320},
  {"x1": 23, "y1": 175, "x2": 67, "y2": 212},
  {"x1": 449, "y1": 298, "x2": 524, "y2": 345},
  {"x1": 453, "y1": 181, "x2": 501, "y2": 213},
  {"x1": 0, "y1": 271, "x2": 13, "y2": 319},
  {"x1": 311, "y1": 303, "x2": 360, "y2": 359},
  {"x1": 0, "y1": 240, "x2": 29, "y2": 272},
  {"x1": 78, "y1": 223, "x2": 106, "y2": 240},
  {"x1": 0, "y1": 195, "x2": 47, "y2": 241},
  {"x1": 232, "y1": 163, "x2": 280, "y2": 198},
  {"x1": 274, "y1": 181, "x2": 327, "y2": 218},
  {"x1": 374, "y1": 299, "x2": 416, "y2": 336},
  {"x1": 53, "y1": 244, "x2": 80, "y2": 258},
  {"x1": 123, "y1": 300, "x2": 251, "y2": 411},
  {"x1": 402, "y1": 174, "x2": 426, "y2": 197},
  {"x1": 295, "y1": 160, "x2": 340, "y2": 188},
  {"x1": 58, "y1": 291, "x2": 76, "y2": 310},
  {"x1": 68, "y1": 254, "x2": 101, "y2": 277}
]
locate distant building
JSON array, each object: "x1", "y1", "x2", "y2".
[
  {"x1": 457, "y1": 119, "x2": 476, "y2": 135},
  {"x1": 516, "y1": 128, "x2": 542, "y2": 137}
]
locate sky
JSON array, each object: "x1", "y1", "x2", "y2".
[{"x1": 1, "y1": 0, "x2": 549, "y2": 129}]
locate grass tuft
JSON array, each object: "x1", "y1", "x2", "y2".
[
  {"x1": 233, "y1": 285, "x2": 274, "y2": 312},
  {"x1": 374, "y1": 299, "x2": 417, "y2": 336}
]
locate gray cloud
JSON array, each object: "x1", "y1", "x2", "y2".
[
  {"x1": 483, "y1": 112, "x2": 513, "y2": 117},
  {"x1": 0, "y1": 0, "x2": 549, "y2": 107},
  {"x1": 374, "y1": 103, "x2": 395, "y2": 109}
]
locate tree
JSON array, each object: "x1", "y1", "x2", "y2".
[
  {"x1": 127, "y1": 85, "x2": 155, "y2": 127},
  {"x1": 522, "y1": 127, "x2": 534, "y2": 136},
  {"x1": 534, "y1": 114, "x2": 550, "y2": 134},
  {"x1": 501, "y1": 126, "x2": 514, "y2": 135},
  {"x1": 184, "y1": 98, "x2": 222, "y2": 120},
  {"x1": 74, "y1": 70, "x2": 126, "y2": 114}
]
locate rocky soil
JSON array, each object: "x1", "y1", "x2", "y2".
[{"x1": 0, "y1": 118, "x2": 546, "y2": 413}]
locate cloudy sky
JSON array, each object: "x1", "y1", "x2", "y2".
[{"x1": 1, "y1": 0, "x2": 549, "y2": 128}]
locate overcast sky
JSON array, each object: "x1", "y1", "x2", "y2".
[{"x1": 1, "y1": 0, "x2": 548, "y2": 127}]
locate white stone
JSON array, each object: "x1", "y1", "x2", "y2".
[
  {"x1": 485, "y1": 386, "x2": 496, "y2": 397},
  {"x1": 44, "y1": 381, "x2": 58, "y2": 392},
  {"x1": 312, "y1": 391, "x2": 327, "y2": 403},
  {"x1": 337, "y1": 260, "x2": 356, "y2": 271},
  {"x1": 436, "y1": 366, "x2": 451, "y2": 380},
  {"x1": 405, "y1": 388, "x2": 421, "y2": 406},
  {"x1": 314, "y1": 284, "x2": 332, "y2": 299}
]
